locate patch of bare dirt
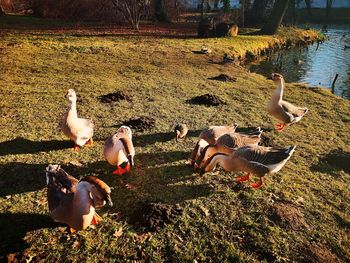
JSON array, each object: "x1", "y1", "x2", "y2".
[
  {"x1": 208, "y1": 74, "x2": 237, "y2": 82},
  {"x1": 321, "y1": 149, "x2": 350, "y2": 173},
  {"x1": 123, "y1": 117, "x2": 155, "y2": 131},
  {"x1": 299, "y1": 244, "x2": 341, "y2": 263},
  {"x1": 132, "y1": 201, "x2": 183, "y2": 231},
  {"x1": 98, "y1": 91, "x2": 132, "y2": 103},
  {"x1": 269, "y1": 202, "x2": 309, "y2": 231},
  {"x1": 187, "y1": 93, "x2": 226, "y2": 106}
]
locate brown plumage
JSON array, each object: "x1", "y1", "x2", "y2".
[
  {"x1": 200, "y1": 145, "x2": 296, "y2": 188},
  {"x1": 196, "y1": 127, "x2": 262, "y2": 168},
  {"x1": 186, "y1": 123, "x2": 238, "y2": 166},
  {"x1": 267, "y1": 73, "x2": 308, "y2": 131},
  {"x1": 45, "y1": 165, "x2": 112, "y2": 232}
]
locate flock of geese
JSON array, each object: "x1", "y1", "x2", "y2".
[{"x1": 45, "y1": 72, "x2": 308, "y2": 232}]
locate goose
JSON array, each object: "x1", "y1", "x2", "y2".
[
  {"x1": 104, "y1": 126, "x2": 135, "y2": 175},
  {"x1": 61, "y1": 89, "x2": 94, "y2": 151},
  {"x1": 267, "y1": 73, "x2": 308, "y2": 131},
  {"x1": 195, "y1": 127, "x2": 262, "y2": 168},
  {"x1": 199, "y1": 145, "x2": 296, "y2": 188},
  {"x1": 45, "y1": 164, "x2": 113, "y2": 232},
  {"x1": 186, "y1": 123, "x2": 238, "y2": 166},
  {"x1": 175, "y1": 124, "x2": 188, "y2": 141}
]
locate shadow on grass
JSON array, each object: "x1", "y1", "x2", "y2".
[
  {"x1": 0, "y1": 162, "x2": 47, "y2": 197},
  {"x1": 311, "y1": 149, "x2": 350, "y2": 175},
  {"x1": 132, "y1": 129, "x2": 202, "y2": 146},
  {"x1": 0, "y1": 213, "x2": 59, "y2": 257},
  {"x1": 0, "y1": 137, "x2": 72, "y2": 156}
]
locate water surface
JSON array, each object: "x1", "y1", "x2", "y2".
[{"x1": 249, "y1": 25, "x2": 350, "y2": 99}]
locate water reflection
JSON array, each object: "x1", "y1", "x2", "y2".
[{"x1": 249, "y1": 24, "x2": 350, "y2": 99}]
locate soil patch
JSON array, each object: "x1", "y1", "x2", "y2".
[
  {"x1": 123, "y1": 117, "x2": 155, "y2": 131},
  {"x1": 321, "y1": 149, "x2": 350, "y2": 173},
  {"x1": 259, "y1": 134, "x2": 278, "y2": 147},
  {"x1": 208, "y1": 74, "x2": 237, "y2": 82},
  {"x1": 269, "y1": 202, "x2": 309, "y2": 231},
  {"x1": 187, "y1": 93, "x2": 226, "y2": 106},
  {"x1": 299, "y1": 244, "x2": 340, "y2": 263},
  {"x1": 98, "y1": 91, "x2": 132, "y2": 103},
  {"x1": 132, "y1": 201, "x2": 183, "y2": 231}
]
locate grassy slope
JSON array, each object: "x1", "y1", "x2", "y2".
[{"x1": 0, "y1": 26, "x2": 349, "y2": 262}]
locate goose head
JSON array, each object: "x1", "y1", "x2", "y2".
[
  {"x1": 118, "y1": 125, "x2": 132, "y2": 139},
  {"x1": 66, "y1": 89, "x2": 77, "y2": 103},
  {"x1": 267, "y1": 73, "x2": 284, "y2": 86}
]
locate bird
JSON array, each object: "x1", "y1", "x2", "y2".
[
  {"x1": 45, "y1": 164, "x2": 113, "y2": 232},
  {"x1": 186, "y1": 123, "x2": 238, "y2": 166},
  {"x1": 199, "y1": 145, "x2": 296, "y2": 188},
  {"x1": 267, "y1": 73, "x2": 308, "y2": 132},
  {"x1": 104, "y1": 126, "x2": 135, "y2": 175},
  {"x1": 201, "y1": 47, "x2": 212, "y2": 54},
  {"x1": 60, "y1": 89, "x2": 94, "y2": 151},
  {"x1": 195, "y1": 127, "x2": 262, "y2": 169},
  {"x1": 175, "y1": 124, "x2": 188, "y2": 142}
]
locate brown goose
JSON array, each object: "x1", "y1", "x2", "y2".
[
  {"x1": 186, "y1": 123, "x2": 238, "y2": 166},
  {"x1": 195, "y1": 127, "x2": 262, "y2": 168},
  {"x1": 199, "y1": 145, "x2": 296, "y2": 188},
  {"x1": 104, "y1": 126, "x2": 135, "y2": 175},
  {"x1": 175, "y1": 123, "x2": 188, "y2": 141},
  {"x1": 60, "y1": 89, "x2": 94, "y2": 151},
  {"x1": 45, "y1": 164, "x2": 113, "y2": 232},
  {"x1": 267, "y1": 73, "x2": 308, "y2": 131}
]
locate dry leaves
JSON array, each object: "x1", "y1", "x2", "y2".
[
  {"x1": 113, "y1": 227, "x2": 123, "y2": 239},
  {"x1": 199, "y1": 206, "x2": 210, "y2": 217},
  {"x1": 125, "y1": 183, "x2": 137, "y2": 190}
]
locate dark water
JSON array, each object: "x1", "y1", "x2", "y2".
[{"x1": 249, "y1": 25, "x2": 350, "y2": 99}]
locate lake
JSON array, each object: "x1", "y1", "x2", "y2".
[{"x1": 249, "y1": 24, "x2": 350, "y2": 99}]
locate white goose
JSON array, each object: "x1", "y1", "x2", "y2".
[
  {"x1": 61, "y1": 89, "x2": 94, "y2": 151},
  {"x1": 267, "y1": 73, "x2": 308, "y2": 131}
]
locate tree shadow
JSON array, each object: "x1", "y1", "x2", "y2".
[
  {"x1": 0, "y1": 137, "x2": 72, "y2": 156},
  {"x1": 311, "y1": 149, "x2": 350, "y2": 175},
  {"x1": 0, "y1": 213, "x2": 59, "y2": 257}
]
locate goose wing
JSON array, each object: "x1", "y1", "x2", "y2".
[{"x1": 281, "y1": 100, "x2": 308, "y2": 118}]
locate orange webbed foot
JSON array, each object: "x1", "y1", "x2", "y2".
[
  {"x1": 73, "y1": 145, "x2": 80, "y2": 152},
  {"x1": 250, "y1": 177, "x2": 263, "y2": 189},
  {"x1": 274, "y1": 123, "x2": 286, "y2": 132},
  {"x1": 91, "y1": 212, "x2": 102, "y2": 225},
  {"x1": 85, "y1": 138, "x2": 93, "y2": 147},
  {"x1": 236, "y1": 173, "x2": 250, "y2": 182},
  {"x1": 112, "y1": 162, "x2": 130, "y2": 175}
]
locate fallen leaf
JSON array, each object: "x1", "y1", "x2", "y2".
[
  {"x1": 113, "y1": 227, "x2": 123, "y2": 239},
  {"x1": 35, "y1": 197, "x2": 47, "y2": 206},
  {"x1": 199, "y1": 206, "x2": 210, "y2": 217},
  {"x1": 134, "y1": 232, "x2": 151, "y2": 243},
  {"x1": 125, "y1": 183, "x2": 136, "y2": 190},
  {"x1": 69, "y1": 160, "x2": 83, "y2": 167},
  {"x1": 7, "y1": 253, "x2": 16, "y2": 263},
  {"x1": 109, "y1": 212, "x2": 123, "y2": 220},
  {"x1": 72, "y1": 241, "x2": 80, "y2": 249}
]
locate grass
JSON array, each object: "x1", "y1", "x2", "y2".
[{"x1": 0, "y1": 20, "x2": 349, "y2": 262}]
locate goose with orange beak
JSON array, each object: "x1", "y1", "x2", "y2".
[
  {"x1": 267, "y1": 73, "x2": 308, "y2": 132},
  {"x1": 45, "y1": 165, "x2": 113, "y2": 232},
  {"x1": 199, "y1": 145, "x2": 296, "y2": 189},
  {"x1": 60, "y1": 89, "x2": 94, "y2": 151},
  {"x1": 104, "y1": 126, "x2": 135, "y2": 175}
]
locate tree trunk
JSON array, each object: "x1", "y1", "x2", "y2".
[
  {"x1": 200, "y1": 0, "x2": 204, "y2": 18},
  {"x1": 304, "y1": 0, "x2": 312, "y2": 16},
  {"x1": 249, "y1": 0, "x2": 270, "y2": 24},
  {"x1": 286, "y1": 0, "x2": 296, "y2": 25},
  {"x1": 260, "y1": 0, "x2": 289, "y2": 35},
  {"x1": 326, "y1": 0, "x2": 333, "y2": 18}
]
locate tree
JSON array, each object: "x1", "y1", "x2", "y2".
[
  {"x1": 260, "y1": 0, "x2": 289, "y2": 35},
  {"x1": 111, "y1": 0, "x2": 150, "y2": 30},
  {"x1": 154, "y1": 0, "x2": 169, "y2": 22},
  {"x1": 304, "y1": 0, "x2": 312, "y2": 16},
  {"x1": 249, "y1": 0, "x2": 270, "y2": 24},
  {"x1": 325, "y1": 0, "x2": 333, "y2": 18}
]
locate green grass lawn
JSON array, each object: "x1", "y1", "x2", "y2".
[{"x1": 0, "y1": 23, "x2": 349, "y2": 262}]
